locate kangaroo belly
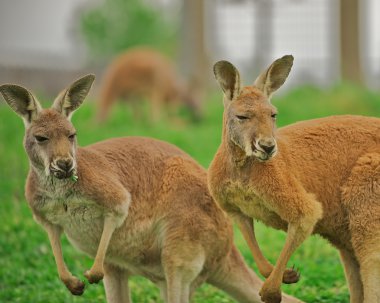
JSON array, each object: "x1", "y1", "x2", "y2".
[{"x1": 64, "y1": 215, "x2": 104, "y2": 258}]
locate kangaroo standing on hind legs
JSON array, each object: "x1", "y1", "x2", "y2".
[
  {"x1": 0, "y1": 76, "x2": 303, "y2": 303},
  {"x1": 208, "y1": 55, "x2": 380, "y2": 303}
]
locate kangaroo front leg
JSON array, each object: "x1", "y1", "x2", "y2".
[
  {"x1": 150, "y1": 87, "x2": 164, "y2": 122},
  {"x1": 236, "y1": 215, "x2": 273, "y2": 276},
  {"x1": 259, "y1": 221, "x2": 313, "y2": 303},
  {"x1": 82, "y1": 182, "x2": 131, "y2": 284},
  {"x1": 44, "y1": 224, "x2": 85, "y2": 295},
  {"x1": 236, "y1": 215, "x2": 300, "y2": 284},
  {"x1": 84, "y1": 215, "x2": 124, "y2": 284}
]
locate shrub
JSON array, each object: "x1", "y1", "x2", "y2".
[{"x1": 80, "y1": 0, "x2": 177, "y2": 58}]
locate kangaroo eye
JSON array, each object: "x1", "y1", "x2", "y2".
[
  {"x1": 236, "y1": 115, "x2": 249, "y2": 121},
  {"x1": 68, "y1": 133, "x2": 76, "y2": 140},
  {"x1": 35, "y1": 136, "x2": 49, "y2": 143},
  {"x1": 271, "y1": 113, "x2": 277, "y2": 119}
]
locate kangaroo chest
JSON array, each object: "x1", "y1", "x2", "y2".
[
  {"x1": 38, "y1": 194, "x2": 105, "y2": 254},
  {"x1": 222, "y1": 180, "x2": 288, "y2": 231},
  {"x1": 37, "y1": 191, "x2": 166, "y2": 281}
]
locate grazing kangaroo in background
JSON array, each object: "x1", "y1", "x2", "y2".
[
  {"x1": 0, "y1": 76, "x2": 303, "y2": 303},
  {"x1": 208, "y1": 55, "x2": 380, "y2": 303},
  {"x1": 97, "y1": 48, "x2": 201, "y2": 122}
]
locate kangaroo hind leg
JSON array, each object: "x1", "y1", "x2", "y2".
[
  {"x1": 208, "y1": 245, "x2": 302, "y2": 303},
  {"x1": 162, "y1": 243, "x2": 205, "y2": 303},
  {"x1": 103, "y1": 263, "x2": 132, "y2": 303}
]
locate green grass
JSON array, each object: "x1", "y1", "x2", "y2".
[{"x1": 1, "y1": 83, "x2": 380, "y2": 302}]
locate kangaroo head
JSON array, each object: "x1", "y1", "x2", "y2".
[
  {"x1": 213, "y1": 55, "x2": 293, "y2": 162},
  {"x1": 0, "y1": 74, "x2": 95, "y2": 179}
]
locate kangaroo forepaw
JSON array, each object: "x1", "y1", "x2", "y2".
[
  {"x1": 259, "y1": 286, "x2": 282, "y2": 303},
  {"x1": 282, "y1": 265, "x2": 301, "y2": 284},
  {"x1": 84, "y1": 269, "x2": 104, "y2": 284},
  {"x1": 63, "y1": 276, "x2": 85, "y2": 296}
]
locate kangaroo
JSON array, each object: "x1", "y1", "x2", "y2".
[
  {"x1": 208, "y1": 55, "x2": 380, "y2": 303},
  {"x1": 0, "y1": 76, "x2": 302, "y2": 303},
  {"x1": 97, "y1": 48, "x2": 201, "y2": 122}
]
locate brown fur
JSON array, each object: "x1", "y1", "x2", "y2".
[
  {"x1": 209, "y1": 57, "x2": 380, "y2": 303},
  {"x1": 97, "y1": 48, "x2": 201, "y2": 122},
  {"x1": 0, "y1": 76, "x2": 302, "y2": 303}
]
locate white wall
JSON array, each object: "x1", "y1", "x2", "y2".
[
  {"x1": 366, "y1": 0, "x2": 380, "y2": 84},
  {"x1": 0, "y1": 0, "x2": 92, "y2": 70},
  {"x1": 210, "y1": 0, "x2": 379, "y2": 87}
]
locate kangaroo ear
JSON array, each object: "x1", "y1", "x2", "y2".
[
  {"x1": 0, "y1": 84, "x2": 42, "y2": 126},
  {"x1": 213, "y1": 60, "x2": 241, "y2": 101},
  {"x1": 254, "y1": 55, "x2": 293, "y2": 98},
  {"x1": 52, "y1": 74, "x2": 95, "y2": 119}
]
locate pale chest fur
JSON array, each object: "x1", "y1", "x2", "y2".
[
  {"x1": 38, "y1": 192, "x2": 105, "y2": 256},
  {"x1": 220, "y1": 180, "x2": 288, "y2": 231},
  {"x1": 35, "y1": 184, "x2": 166, "y2": 282}
]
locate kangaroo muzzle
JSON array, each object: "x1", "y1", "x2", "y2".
[
  {"x1": 50, "y1": 158, "x2": 75, "y2": 179},
  {"x1": 252, "y1": 138, "x2": 277, "y2": 161}
]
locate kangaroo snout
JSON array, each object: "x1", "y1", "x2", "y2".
[
  {"x1": 258, "y1": 138, "x2": 277, "y2": 155},
  {"x1": 57, "y1": 159, "x2": 73, "y2": 171},
  {"x1": 51, "y1": 158, "x2": 75, "y2": 179},
  {"x1": 259, "y1": 142, "x2": 276, "y2": 155}
]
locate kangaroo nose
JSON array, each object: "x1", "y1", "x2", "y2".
[
  {"x1": 259, "y1": 140, "x2": 276, "y2": 154},
  {"x1": 56, "y1": 159, "x2": 73, "y2": 172}
]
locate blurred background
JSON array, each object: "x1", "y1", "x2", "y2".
[
  {"x1": 0, "y1": 0, "x2": 380, "y2": 302},
  {"x1": 1, "y1": 0, "x2": 380, "y2": 93}
]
